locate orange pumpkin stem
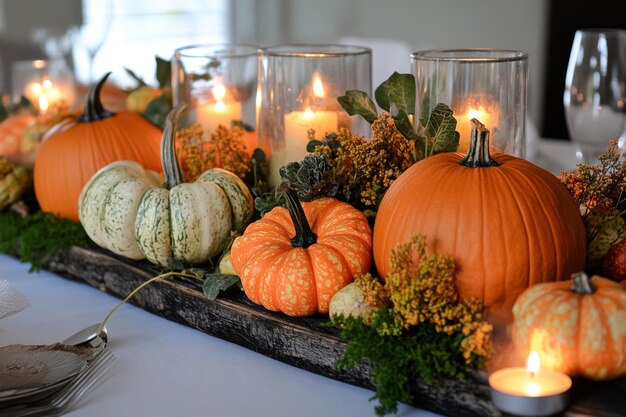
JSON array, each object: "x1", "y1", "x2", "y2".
[
  {"x1": 278, "y1": 183, "x2": 317, "y2": 248},
  {"x1": 161, "y1": 104, "x2": 187, "y2": 189},
  {"x1": 459, "y1": 118, "x2": 499, "y2": 168},
  {"x1": 77, "y1": 72, "x2": 115, "y2": 123},
  {"x1": 571, "y1": 272, "x2": 596, "y2": 294}
]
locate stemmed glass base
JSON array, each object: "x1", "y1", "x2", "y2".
[{"x1": 575, "y1": 143, "x2": 607, "y2": 165}]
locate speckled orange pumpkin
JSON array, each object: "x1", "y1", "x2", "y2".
[
  {"x1": 231, "y1": 187, "x2": 372, "y2": 316},
  {"x1": 513, "y1": 272, "x2": 626, "y2": 380}
]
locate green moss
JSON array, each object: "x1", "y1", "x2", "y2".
[
  {"x1": 0, "y1": 211, "x2": 90, "y2": 272},
  {"x1": 332, "y1": 309, "x2": 484, "y2": 416}
]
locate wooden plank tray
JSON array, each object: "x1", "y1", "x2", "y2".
[{"x1": 37, "y1": 246, "x2": 625, "y2": 417}]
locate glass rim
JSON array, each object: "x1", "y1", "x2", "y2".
[
  {"x1": 262, "y1": 44, "x2": 371, "y2": 58},
  {"x1": 174, "y1": 43, "x2": 261, "y2": 59},
  {"x1": 574, "y1": 28, "x2": 626, "y2": 37},
  {"x1": 411, "y1": 49, "x2": 528, "y2": 63}
]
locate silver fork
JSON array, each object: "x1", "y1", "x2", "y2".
[{"x1": 2, "y1": 349, "x2": 116, "y2": 417}]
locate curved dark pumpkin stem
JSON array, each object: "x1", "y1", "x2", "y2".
[
  {"x1": 77, "y1": 72, "x2": 115, "y2": 123},
  {"x1": 459, "y1": 118, "x2": 500, "y2": 168},
  {"x1": 277, "y1": 182, "x2": 317, "y2": 249},
  {"x1": 571, "y1": 272, "x2": 595, "y2": 294},
  {"x1": 162, "y1": 104, "x2": 186, "y2": 189}
]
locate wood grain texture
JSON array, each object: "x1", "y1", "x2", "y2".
[{"x1": 38, "y1": 247, "x2": 626, "y2": 417}]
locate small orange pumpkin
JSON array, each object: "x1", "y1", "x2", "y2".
[
  {"x1": 373, "y1": 119, "x2": 586, "y2": 320},
  {"x1": 231, "y1": 185, "x2": 373, "y2": 316},
  {"x1": 0, "y1": 111, "x2": 37, "y2": 165},
  {"x1": 34, "y1": 73, "x2": 162, "y2": 221},
  {"x1": 513, "y1": 272, "x2": 626, "y2": 380}
]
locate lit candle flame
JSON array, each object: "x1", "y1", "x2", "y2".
[
  {"x1": 304, "y1": 107, "x2": 315, "y2": 119},
  {"x1": 255, "y1": 85, "x2": 262, "y2": 110},
  {"x1": 312, "y1": 73, "x2": 325, "y2": 99},
  {"x1": 527, "y1": 351, "x2": 541, "y2": 378},
  {"x1": 212, "y1": 81, "x2": 229, "y2": 113},
  {"x1": 213, "y1": 82, "x2": 226, "y2": 101},
  {"x1": 42, "y1": 79, "x2": 53, "y2": 90},
  {"x1": 38, "y1": 94, "x2": 49, "y2": 114},
  {"x1": 29, "y1": 83, "x2": 43, "y2": 96},
  {"x1": 467, "y1": 108, "x2": 484, "y2": 121}
]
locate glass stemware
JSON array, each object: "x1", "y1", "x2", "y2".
[
  {"x1": 72, "y1": 0, "x2": 113, "y2": 83},
  {"x1": 564, "y1": 29, "x2": 626, "y2": 163}
]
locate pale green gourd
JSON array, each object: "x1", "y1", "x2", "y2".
[{"x1": 78, "y1": 104, "x2": 254, "y2": 266}]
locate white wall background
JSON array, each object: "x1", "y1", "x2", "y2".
[
  {"x1": 232, "y1": 0, "x2": 549, "y2": 131},
  {"x1": 0, "y1": 0, "x2": 550, "y2": 130}
]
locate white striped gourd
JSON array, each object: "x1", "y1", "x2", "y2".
[{"x1": 78, "y1": 104, "x2": 254, "y2": 266}]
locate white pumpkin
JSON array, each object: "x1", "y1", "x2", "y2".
[
  {"x1": 329, "y1": 283, "x2": 374, "y2": 319},
  {"x1": 78, "y1": 104, "x2": 254, "y2": 266}
]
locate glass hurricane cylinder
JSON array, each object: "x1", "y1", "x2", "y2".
[
  {"x1": 259, "y1": 44, "x2": 372, "y2": 187},
  {"x1": 12, "y1": 59, "x2": 76, "y2": 114},
  {"x1": 411, "y1": 49, "x2": 528, "y2": 157},
  {"x1": 172, "y1": 44, "x2": 259, "y2": 150}
]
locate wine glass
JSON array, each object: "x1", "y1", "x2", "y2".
[
  {"x1": 564, "y1": 29, "x2": 626, "y2": 163},
  {"x1": 71, "y1": 0, "x2": 113, "y2": 83}
]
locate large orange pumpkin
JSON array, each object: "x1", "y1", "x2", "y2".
[
  {"x1": 373, "y1": 119, "x2": 586, "y2": 320},
  {"x1": 512, "y1": 272, "x2": 626, "y2": 379},
  {"x1": 231, "y1": 186, "x2": 373, "y2": 316},
  {"x1": 34, "y1": 73, "x2": 162, "y2": 221}
]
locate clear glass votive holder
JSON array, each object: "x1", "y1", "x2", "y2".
[
  {"x1": 172, "y1": 44, "x2": 260, "y2": 145},
  {"x1": 259, "y1": 44, "x2": 372, "y2": 187},
  {"x1": 411, "y1": 49, "x2": 528, "y2": 157},
  {"x1": 11, "y1": 59, "x2": 76, "y2": 114}
]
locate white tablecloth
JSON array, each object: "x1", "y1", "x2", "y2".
[
  {"x1": 0, "y1": 139, "x2": 577, "y2": 417},
  {"x1": 0, "y1": 255, "x2": 440, "y2": 417}
]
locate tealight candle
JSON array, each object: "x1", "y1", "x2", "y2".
[{"x1": 489, "y1": 351, "x2": 572, "y2": 416}]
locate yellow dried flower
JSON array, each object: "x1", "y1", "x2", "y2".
[
  {"x1": 313, "y1": 113, "x2": 415, "y2": 207},
  {"x1": 176, "y1": 123, "x2": 250, "y2": 181},
  {"x1": 354, "y1": 234, "x2": 492, "y2": 361}
]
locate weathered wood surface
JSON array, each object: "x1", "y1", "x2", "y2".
[{"x1": 38, "y1": 247, "x2": 625, "y2": 417}]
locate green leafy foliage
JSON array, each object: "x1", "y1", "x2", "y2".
[
  {"x1": 124, "y1": 68, "x2": 147, "y2": 87},
  {"x1": 374, "y1": 72, "x2": 415, "y2": 115},
  {"x1": 418, "y1": 103, "x2": 460, "y2": 157},
  {"x1": 246, "y1": 148, "x2": 283, "y2": 216},
  {"x1": 254, "y1": 188, "x2": 284, "y2": 216},
  {"x1": 393, "y1": 109, "x2": 422, "y2": 142},
  {"x1": 333, "y1": 311, "x2": 473, "y2": 416},
  {"x1": 337, "y1": 90, "x2": 378, "y2": 123},
  {"x1": 202, "y1": 273, "x2": 241, "y2": 300},
  {"x1": 336, "y1": 73, "x2": 458, "y2": 156},
  {"x1": 279, "y1": 154, "x2": 339, "y2": 202},
  {"x1": 143, "y1": 91, "x2": 173, "y2": 129},
  {"x1": 0, "y1": 211, "x2": 90, "y2": 272},
  {"x1": 155, "y1": 56, "x2": 172, "y2": 88}
]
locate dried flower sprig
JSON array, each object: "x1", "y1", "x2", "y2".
[
  {"x1": 332, "y1": 235, "x2": 492, "y2": 416},
  {"x1": 354, "y1": 235, "x2": 492, "y2": 362},
  {"x1": 176, "y1": 123, "x2": 251, "y2": 181},
  {"x1": 560, "y1": 140, "x2": 626, "y2": 266},
  {"x1": 312, "y1": 113, "x2": 416, "y2": 208}
]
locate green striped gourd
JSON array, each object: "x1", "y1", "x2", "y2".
[{"x1": 78, "y1": 104, "x2": 254, "y2": 266}]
